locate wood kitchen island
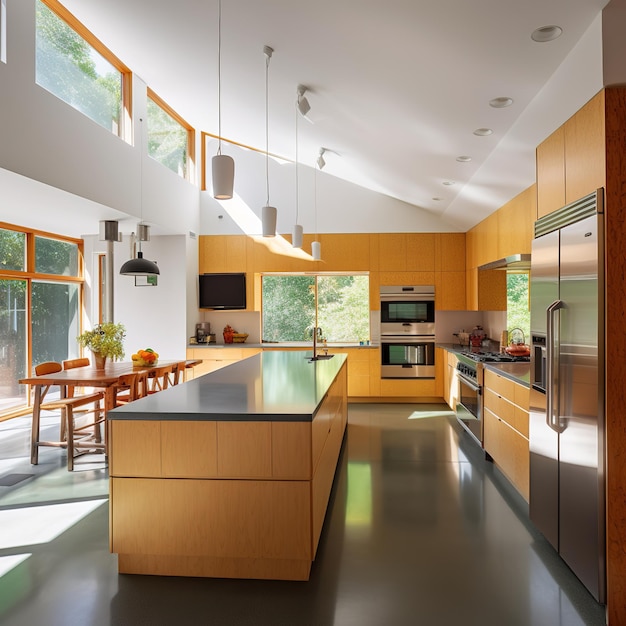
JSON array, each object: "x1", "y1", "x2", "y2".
[{"x1": 107, "y1": 351, "x2": 347, "y2": 581}]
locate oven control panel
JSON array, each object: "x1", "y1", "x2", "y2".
[{"x1": 456, "y1": 362, "x2": 477, "y2": 380}]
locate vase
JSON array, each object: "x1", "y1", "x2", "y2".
[{"x1": 93, "y1": 352, "x2": 107, "y2": 369}]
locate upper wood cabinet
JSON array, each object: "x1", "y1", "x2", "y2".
[{"x1": 536, "y1": 91, "x2": 606, "y2": 219}]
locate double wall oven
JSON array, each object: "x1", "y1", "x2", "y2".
[{"x1": 380, "y1": 286, "x2": 435, "y2": 378}]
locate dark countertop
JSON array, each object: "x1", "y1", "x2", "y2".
[
  {"x1": 189, "y1": 342, "x2": 378, "y2": 349},
  {"x1": 108, "y1": 350, "x2": 347, "y2": 422},
  {"x1": 437, "y1": 343, "x2": 531, "y2": 387}
]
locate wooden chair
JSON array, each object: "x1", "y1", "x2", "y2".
[
  {"x1": 167, "y1": 362, "x2": 184, "y2": 387},
  {"x1": 146, "y1": 364, "x2": 171, "y2": 394},
  {"x1": 113, "y1": 372, "x2": 142, "y2": 406},
  {"x1": 32, "y1": 361, "x2": 106, "y2": 470}
]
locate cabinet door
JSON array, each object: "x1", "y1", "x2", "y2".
[
  {"x1": 536, "y1": 126, "x2": 565, "y2": 218},
  {"x1": 564, "y1": 91, "x2": 605, "y2": 204}
]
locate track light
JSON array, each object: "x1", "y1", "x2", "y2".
[{"x1": 297, "y1": 84, "x2": 311, "y2": 118}]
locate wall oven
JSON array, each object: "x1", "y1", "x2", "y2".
[
  {"x1": 380, "y1": 286, "x2": 435, "y2": 378},
  {"x1": 381, "y1": 336, "x2": 435, "y2": 378}
]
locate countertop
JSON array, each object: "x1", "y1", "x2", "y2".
[
  {"x1": 437, "y1": 342, "x2": 531, "y2": 387},
  {"x1": 108, "y1": 350, "x2": 347, "y2": 422}
]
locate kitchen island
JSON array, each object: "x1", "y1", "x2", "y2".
[{"x1": 107, "y1": 351, "x2": 347, "y2": 581}]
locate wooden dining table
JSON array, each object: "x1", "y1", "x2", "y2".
[{"x1": 20, "y1": 359, "x2": 190, "y2": 464}]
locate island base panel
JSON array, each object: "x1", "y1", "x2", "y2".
[{"x1": 117, "y1": 554, "x2": 312, "y2": 581}]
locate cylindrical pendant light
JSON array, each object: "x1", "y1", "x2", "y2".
[
  {"x1": 261, "y1": 45, "x2": 277, "y2": 237},
  {"x1": 311, "y1": 240, "x2": 321, "y2": 260},
  {"x1": 262, "y1": 205, "x2": 277, "y2": 237},
  {"x1": 211, "y1": 0, "x2": 234, "y2": 199},
  {"x1": 212, "y1": 154, "x2": 234, "y2": 199},
  {"x1": 293, "y1": 224, "x2": 303, "y2": 248}
]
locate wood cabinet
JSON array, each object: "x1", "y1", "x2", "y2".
[
  {"x1": 186, "y1": 347, "x2": 261, "y2": 376},
  {"x1": 536, "y1": 90, "x2": 606, "y2": 219},
  {"x1": 109, "y1": 357, "x2": 348, "y2": 581},
  {"x1": 443, "y1": 350, "x2": 459, "y2": 410},
  {"x1": 483, "y1": 369, "x2": 530, "y2": 500}
]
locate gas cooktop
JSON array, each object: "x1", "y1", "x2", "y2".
[{"x1": 460, "y1": 350, "x2": 530, "y2": 363}]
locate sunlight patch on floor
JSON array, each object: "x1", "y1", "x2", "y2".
[
  {"x1": 408, "y1": 410, "x2": 455, "y2": 420},
  {"x1": 0, "y1": 499, "x2": 106, "y2": 550}
]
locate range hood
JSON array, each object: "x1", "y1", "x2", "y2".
[{"x1": 478, "y1": 253, "x2": 531, "y2": 272}]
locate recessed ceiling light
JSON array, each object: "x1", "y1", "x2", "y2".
[
  {"x1": 456, "y1": 156, "x2": 472, "y2": 162},
  {"x1": 489, "y1": 97, "x2": 513, "y2": 108},
  {"x1": 442, "y1": 181, "x2": 455, "y2": 186},
  {"x1": 474, "y1": 128, "x2": 493, "y2": 136},
  {"x1": 532, "y1": 25, "x2": 563, "y2": 42},
  {"x1": 432, "y1": 197, "x2": 442, "y2": 201}
]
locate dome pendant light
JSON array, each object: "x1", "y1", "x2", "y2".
[
  {"x1": 261, "y1": 45, "x2": 277, "y2": 237},
  {"x1": 120, "y1": 118, "x2": 160, "y2": 277},
  {"x1": 292, "y1": 86, "x2": 303, "y2": 248},
  {"x1": 211, "y1": 0, "x2": 234, "y2": 199}
]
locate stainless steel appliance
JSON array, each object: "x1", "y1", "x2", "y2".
[
  {"x1": 455, "y1": 350, "x2": 530, "y2": 446},
  {"x1": 380, "y1": 286, "x2": 435, "y2": 378},
  {"x1": 529, "y1": 189, "x2": 605, "y2": 603}
]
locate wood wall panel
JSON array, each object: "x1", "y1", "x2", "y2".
[
  {"x1": 318, "y1": 234, "x2": 371, "y2": 270},
  {"x1": 406, "y1": 233, "x2": 436, "y2": 271},
  {"x1": 436, "y1": 271, "x2": 466, "y2": 310},
  {"x1": 498, "y1": 185, "x2": 535, "y2": 258},
  {"x1": 437, "y1": 233, "x2": 466, "y2": 271},
  {"x1": 378, "y1": 271, "x2": 436, "y2": 287},
  {"x1": 603, "y1": 86, "x2": 626, "y2": 626},
  {"x1": 378, "y1": 234, "x2": 407, "y2": 271}
]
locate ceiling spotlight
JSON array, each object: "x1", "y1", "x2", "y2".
[
  {"x1": 532, "y1": 25, "x2": 563, "y2": 42},
  {"x1": 489, "y1": 97, "x2": 514, "y2": 108},
  {"x1": 456, "y1": 156, "x2": 472, "y2": 162},
  {"x1": 432, "y1": 197, "x2": 442, "y2": 202},
  {"x1": 317, "y1": 148, "x2": 326, "y2": 170},
  {"x1": 473, "y1": 128, "x2": 493, "y2": 136},
  {"x1": 297, "y1": 84, "x2": 311, "y2": 118},
  {"x1": 442, "y1": 181, "x2": 455, "y2": 186}
]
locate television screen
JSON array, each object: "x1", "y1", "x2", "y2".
[{"x1": 199, "y1": 273, "x2": 247, "y2": 310}]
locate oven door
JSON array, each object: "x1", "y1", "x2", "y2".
[
  {"x1": 456, "y1": 371, "x2": 483, "y2": 445},
  {"x1": 381, "y1": 337, "x2": 435, "y2": 378}
]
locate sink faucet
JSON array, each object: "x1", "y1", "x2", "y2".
[{"x1": 312, "y1": 326, "x2": 322, "y2": 360}]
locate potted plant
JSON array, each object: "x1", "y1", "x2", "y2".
[{"x1": 77, "y1": 322, "x2": 126, "y2": 369}]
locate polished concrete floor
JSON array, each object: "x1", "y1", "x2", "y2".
[{"x1": 0, "y1": 404, "x2": 606, "y2": 626}]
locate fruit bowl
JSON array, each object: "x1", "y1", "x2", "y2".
[
  {"x1": 232, "y1": 333, "x2": 248, "y2": 343},
  {"x1": 132, "y1": 349, "x2": 159, "y2": 367}
]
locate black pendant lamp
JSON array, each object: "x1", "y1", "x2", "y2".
[{"x1": 120, "y1": 119, "x2": 160, "y2": 276}]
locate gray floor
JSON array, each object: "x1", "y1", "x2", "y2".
[{"x1": 0, "y1": 404, "x2": 606, "y2": 626}]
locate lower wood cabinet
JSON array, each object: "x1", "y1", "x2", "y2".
[
  {"x1": 186, "y1": 347, "x2": 261, "y2": 377},
  {"x1": 483, "y1": 369, "x2": 530, "y2": 501}
]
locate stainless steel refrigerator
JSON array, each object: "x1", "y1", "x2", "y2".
[{"x1": 529, "y1": 189, "x2": 605, "y2": 603}]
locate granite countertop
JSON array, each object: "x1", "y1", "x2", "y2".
[{"x1": 109, "y1": 350, "x2": 347, "y2": 422}]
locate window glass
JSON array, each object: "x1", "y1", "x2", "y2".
[
  {"x1": 35, "y1": 236, "x2": 79, "y2": 276},
  {"x1": 262, "y1": 274, "x2": 370, "y2": 343},
  {"x1": 35, "y1": 1, "x2": 123, "y2": 136},
  {"x1": 507, "y1": 273, "x2": 530, "y2": 341},
  {"x1": 0, "y1": 228, "x2": 26, "y2": 271},
  {"x1": 147, "y1": 96, "x2": 189, "y2": 178},
  {"x1": 0, "y1": 279, "x2": 27, "y2": 411},
  {"x1": 31, "y1": 280, "x2": 80, "y2": 366},
  {"x1": 1, "y1": 0, "x2": 7, "y2": 64}
]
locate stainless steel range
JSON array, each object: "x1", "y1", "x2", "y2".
[{"x1": 455, "y1": 350, "x2": 530, "y2": 446}]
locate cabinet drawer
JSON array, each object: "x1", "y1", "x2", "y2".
[
  {"x1": 484, "y1": 369, "x2": 515, "y2": 399},
  {"x1": 483, "y1": 388, "x2": 515, "y2": 424},
  {"x1": 513, "y1": 383, "x2": 530, "y2": 410}
]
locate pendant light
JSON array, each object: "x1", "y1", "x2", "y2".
[
  {"x1": 120, "y1": 118, "x2": 160, "y2": 276},
  {"x1": 211, "y1": 0, "x2": 234, "y2": 199},
  {"x1": 311, "y1": 148, "x2": 322, "y2": 261},
  {"x1": 261, "y1": 45, "x2": 277, "y2": 237},
  {"x1": 292, "y1": 86, "x2": 303, "y2": 248}
]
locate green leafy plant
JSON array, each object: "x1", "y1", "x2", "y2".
[{"x1": 77, "y1": 322, "x2": 126, "y2": 360}]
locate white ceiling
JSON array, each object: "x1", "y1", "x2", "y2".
[{"x1": 36, "y1": 0, "x2": 611, "y2": 231}]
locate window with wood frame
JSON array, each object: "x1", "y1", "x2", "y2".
[{"x1": 35, "y1": 0, "x2": 131, "y2": 140}]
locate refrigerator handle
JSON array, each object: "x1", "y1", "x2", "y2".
[{"x1": 546, "y1": 300, "x2": 564, "y2": 433}]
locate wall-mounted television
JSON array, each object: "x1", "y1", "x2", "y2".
[{"x1": 199, "y1": 273, "x2": 247, "y2": 310}]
